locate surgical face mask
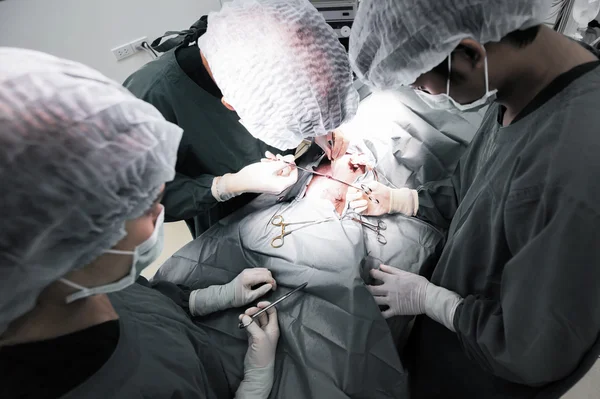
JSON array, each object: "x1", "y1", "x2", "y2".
[
  {"x1": 416, "y1": 53, "x2": 497, "y2": 114},
  {"x1": 60, "y1": 207, "x2": 165, "y2": 304}
]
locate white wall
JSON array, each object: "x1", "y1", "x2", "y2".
[{"x1": 0, "y1": 0, "x2": 223, "y2": 82}]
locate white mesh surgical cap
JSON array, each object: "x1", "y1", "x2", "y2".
[
  {"x1": 199, "y1": 0, "x2": 359, "y2": 150},
  {"x1": 349, "y1": 0, "x2": 550, "y2": 89},
  {"x1": 0, "y1": 48, "x2": 183, "y2": 334}
]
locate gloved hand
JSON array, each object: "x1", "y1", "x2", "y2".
[
  {"x1": 189, "y1": 268, "x2": 277, "y2": 317},
  {"x1": 212, "y1": 154, "x2": 298, "y2": 202},
  {"x1": 349, "y1": 153, "x2": 374, "y2": 171},
  {"x1": 260, "y1": 151, "x2": 292, "y2": 164},
  {"x1": 236, "y1": 301, "x2": 280, "y2": 399},
  {"x1": 346, "y1": 181, "x2": 418, "y2": 217},
  {"x1": 314, "y1": 129, "x2": 350, "y2": 161},
  {"x1": 368, "y1": 265, "x2": 463, "y2": 332},
  {"x1": 368, "y1": 265, "x2": 429, "y2": 318}
]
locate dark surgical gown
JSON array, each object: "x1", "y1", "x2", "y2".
[
  {"x1": 407, "y1": 61, "x2": 600, "y2": 398},
  {"x1": 124, "y1": 45, "x2": 283, "y2": 238},
  {"x1": 1, "y1": 282, "x2": 232, "y2": 399}
]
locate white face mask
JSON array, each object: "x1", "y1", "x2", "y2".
[
  {"x1": 60, "y1": 207, "x2": 165, "y2": 304},
  {"x1": 416, "y1": 52, "x2": 497, "y2": 114}
]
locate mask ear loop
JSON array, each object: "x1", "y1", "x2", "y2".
[
  {"x1": 483, "y1": 53, "x2": 490, "y2": 94},
  {"x1": 59, "y1": 278, "x2": 87, "y2": 290},
  {"x1": 449, "y1": 47, "x2": 491, "y2": 97},
  {"x1": 60, "y1": 249, "x2": 135, "y2": 292},
  {"x1": 105, "y1": 249, "x2": 135, "y2": 256},
  {"x1": 446, "y1": 56, "x2": 452, "y2": 96}
]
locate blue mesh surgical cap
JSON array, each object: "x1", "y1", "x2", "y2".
[
  {"x1": 0, "y1": 48, "x2": 183, "y2": 334},
  {"x1": 349, "y1": 0, "x2": 549, "y2": 90},
  {"x1": 199, "y1": 0, "x2": 359, "y2": 150}
]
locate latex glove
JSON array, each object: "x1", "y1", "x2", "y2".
[
  {"x1": 261, "y1": 151, "x2": 291, "y2": 165},
  {"x1": 346, "y1": 181, "x2": 418, "y2": 217},
  {"x1": 236, "y1": 301, "x2": 280, "y2": 399},
  {"x1": 349, "y1": 153, "x2": 374, "y2": 171},
  {"x1": 368, "y1": 265, "x2": 462, "y2": 331},
  {"x1": 212, "y1": 156, "x2": 298, "y2": 201},
  {"x1": 189, "y1": 268, "x2": 277, "y2": 317},
  {"x1": 314, "y1": 129, "x2": 350, "y2": 161}
]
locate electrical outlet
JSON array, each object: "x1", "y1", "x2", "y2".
[
  {"x1": 130, "y1": 36, "x2": 149, "y2": 52},
  {"x1": 111, "y1": 44, "x2": 134, "y2": 61},
  {"x1": 111, "y1": 36, "x2": 149, "y2": 61}
]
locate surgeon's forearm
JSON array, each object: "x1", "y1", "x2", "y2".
[
  {"x1": 162, "y1": 173, "x2": 219, "y2": 222},
  {"x1": 389, "y1": 188, "x2": 419, "y2": 216},
  {"x1": 235, "y1": 364, "x2": 275, "y2": 399},
  {"x1": 211, "y1": 173, "x2": 247, "y2": 202},
  {"x1": 415, "y1": 177, "x2": 460, "y2": 229},
  {"x1": 189, "y1": 284, "x2": 235, "y2": 316},
  {"x1": 424, "y1": 284, "x2": 463, "y2": 332}
]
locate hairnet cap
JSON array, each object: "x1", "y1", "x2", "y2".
[
  {"x1": 0, "y1": 48, "x2": 183, "y2": 334},
  {"x1": 199, "y1": 0, "x2": 359, "y2": 150},
  {"x1": 349, "y1": 0, "x2": 550, "y2": 90}
]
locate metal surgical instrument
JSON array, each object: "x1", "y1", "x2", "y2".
[
  {"x1": 352, "y1": 217, "x2": 388, "y2": 245},
  {"x1": 284, "y1": 161, "x2": 380, "y2": 204},
  {"x1": 238, "y1": 282, "x2": 308, "y2": 329},
  {"x1": 271, "y1": 215, "x2": 335, "y2": 248}
]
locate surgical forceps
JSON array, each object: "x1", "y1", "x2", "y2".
[
  {"x1": 283, "y1": 161, "x2": 380, "y2": 204},
  {"x1": 271, "y1": 215, "x2": 335, "y2": 248},
  {"x1": 352, "y1": 217, "x2": 387, "y2": 245},
  {"x1": 238, "y1": 282, "x2": 308, "y2": 329}
]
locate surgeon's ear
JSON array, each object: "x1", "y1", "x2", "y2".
[
  {"x1": 221, "y1": 98, "x2": 235, "y2": 111},
  {"x1": 456, "y1": 39, "x2": 486, "y2": 70}
]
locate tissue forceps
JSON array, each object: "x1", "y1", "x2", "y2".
[
  {"x1": 238, "y1": 282, "x2": 308, "y2": 329},
  {"x1": 271, "y1": 215, "x2": 335, "y2": 248},
  {"x1": 352, "y1": 217, "x2": 388, "y2": 245},
  {"x1": 283, "y1": 161, "x2": 380, "y2": 204}
]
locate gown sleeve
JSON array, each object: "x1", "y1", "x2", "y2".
[
  {"x1": 453, "y1": 189, "x2": 600, "y2": 386},
  {"x1": 162, "y1": 172, "x2": 218, "y2": 222},
  {"x1": 124, "y1": 80, "x2": 221, "y2": 223},
  {"x1": 416, "y1": 162, "x2": 462, "y2": 229}
]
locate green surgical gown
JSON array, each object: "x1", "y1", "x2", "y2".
[
  {"x1": 60, "y1": 283, "x2": 232, "y2": 398},
  {"x1": 409, "y1": 62, "x2": 600, "y2": 398},
  {"x1": 124, "y1": 47, "x2": 280, "y2": 237}
]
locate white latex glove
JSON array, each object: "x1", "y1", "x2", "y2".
[
  {"x1": 236, "y1": 301, "x2": 280, "y2": 399},
  {"x1": 368, "y1": 265, "x2": 429, "y2": 318},
  {"x1": 367, "y1": 265, "x2": 462, "y2": 332},
  {"x1": 314, "y1": 129, "x2": 350, "y2": 161},
  {"x1": 261, "y1": 151, "x2": 291, "y2": 164},
  {"x1": 346, "y1": 181, "x2": 418, "y2": 217},
  {"x1": 349, "y1": 153, "x2": 374, "y2": 171},
  {"x1": 189, "y1": 268, "x2": 277, "y2": 317},
  {"x1": 212, "y1": 155, "x2": 298, "y2": 202}
]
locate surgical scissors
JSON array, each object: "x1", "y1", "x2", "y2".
[
  {"x1": 271, "y1": 215, "x2": 335, "y2": 248},
  {"x1": 284, "y1": 161, "x2": 380, "y2": 204},
  {"x1": 238, "y1": 282, "x2": 308, "y2": 329},
  {"x1": 352, "y1": 217, "x2": 387, "y2": 245}
]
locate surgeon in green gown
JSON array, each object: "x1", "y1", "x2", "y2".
[
  {"x1": 0, "y1": 48, "x2": 281, "y2": 399},
  {"x1": 347, "y1": 0, "x2": 600, "y2": 398},
  {"x1": 124, "y1": 0, "x2": 359, "y2": 238}
]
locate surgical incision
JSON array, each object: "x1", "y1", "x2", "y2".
[{"x1": 304, "y1": 153, "x2": 368, "y2": 216}]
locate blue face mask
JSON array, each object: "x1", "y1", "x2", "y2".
[
  {"x1": 60, "y1": 207, "x2": 165, "y2": 304},
  {"x1": 416, "y1": 53, "x2": 497, "y2": 114}
]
